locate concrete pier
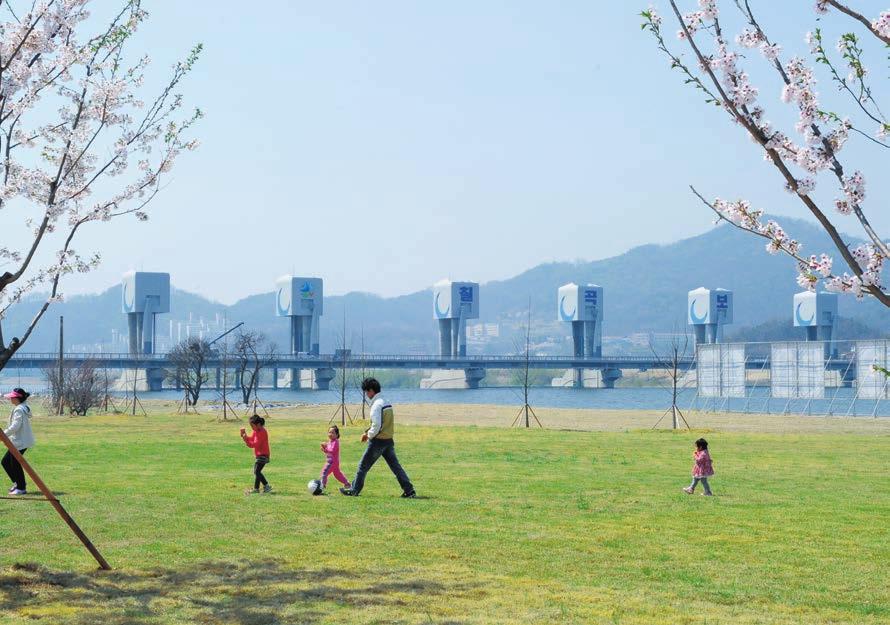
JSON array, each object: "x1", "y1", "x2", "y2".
[{"x1": 420, "y1": 368, "x2": 486, "y2": 389}]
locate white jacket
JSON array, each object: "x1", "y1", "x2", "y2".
[
  {"x1": 366, "y1": 395, "x2": 386, "y2": 439},
  {"x1": 4, "y1": 403, "x2": 35, "y2": 450}
]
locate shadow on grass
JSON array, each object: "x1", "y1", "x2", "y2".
[
  {"x1": 0, "y1": 491, "x2": 67, "y2": 501},
  {"x1": 0, "y1": 559, "x2": 473, "y2": 624}
]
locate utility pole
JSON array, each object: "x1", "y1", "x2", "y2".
[
  {"x1": 57, "y1": 316, "x2": 64, "y2": 415},
  {"x1": 359, "y1": 325, "x2": 367, "y2": 420}
]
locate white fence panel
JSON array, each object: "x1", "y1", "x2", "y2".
[
  {"x1": 770, "y1": 342, "x2": 825, "y2": 399},
  {"x1": 697, "y1": 344, "x2": 721, "y2": 398},
  {"x1": 721, "y1": 344, "x2": 746, "y2": 398},
  {"x1": 798, "y1": 342, "x2": 825, "y2": 399},
  {"x1": 697, "y1": 344, "x2": 745, "y2": 398},
  {"x1": 771, "y1": 342, "x2": 797, "y2": 398},
  {"x1": 856, "y1": 340, "x2": 889, "y2": 399}
]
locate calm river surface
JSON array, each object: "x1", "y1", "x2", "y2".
[{"x1": 124, "y1": 386, "x2": 889, "y2": 417}]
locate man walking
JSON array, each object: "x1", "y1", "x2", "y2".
[{"x1": 341, "y1": 378, "x2": 416, "y2": 498}]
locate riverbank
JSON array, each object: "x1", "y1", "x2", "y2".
[{"x1": 39, "y1": 398, "x2": 890, "y2": 435}]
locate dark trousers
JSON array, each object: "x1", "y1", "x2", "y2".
[
  {"x1": 254, "y1": 456, "x2": 269, "y2": 489},
  {"x1": 351, "y1": 438, "x2": 413, "y2": 495},
  {"x1": 688, "y1": 476, "x2": 713, "y2": 495},
  {"x1": 2, "y1": 448, "x2": 27, "y2": 491}
]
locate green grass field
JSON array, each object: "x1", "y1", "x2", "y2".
[{"x1": 1, "y1": 408, "x2": 889, "y2": 624}]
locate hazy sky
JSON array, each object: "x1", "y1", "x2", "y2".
[{"x1": 60, "y1": 1, "x2": 890, "y2": 303}]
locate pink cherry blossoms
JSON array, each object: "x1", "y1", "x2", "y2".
[
  {"x1": 710, "y1": 198, "x2": 801, "y2": 257},
  {"x1": 873, "y1": 11, "x2": 890, "y2": 38},
  {"x1": 644, "y1": 0, "x2": 889, "y2": 308},
  {"x1": 852, "y1": 244, "x2": 885, "y2": 288},
  {"x1": 0, "y1": 0, "x2": 201, "y2": 367},
  {"x1": 836, "y1": 171, "x2": 866, "y2": 215},
  {"x1": 736, "y1": 28, "x2": 781, "y2": 61}
]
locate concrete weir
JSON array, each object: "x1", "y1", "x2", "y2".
[
  {"x1": 111, "y1": 368, "x2": 165, "y2": 392},
  {"x1": 275, "y1": 368, "x2": 336, "y2": 390},
  {"x1": 552, "y1": 368, "x2": 602, "y2": 388},
  {"x1": 551, "y1": 367, "x2": 623, "y2": 389},
  {"x1": 420, "y1": 368, "x2": 486, "y2": 389}
]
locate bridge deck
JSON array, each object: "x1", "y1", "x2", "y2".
[{"x1": 4, "y1": 352, "x2": 854, "y2": 372}]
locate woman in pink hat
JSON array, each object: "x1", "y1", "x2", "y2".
[{"x1": 3, "y1": 388, "x2": 34, "y2": 495}]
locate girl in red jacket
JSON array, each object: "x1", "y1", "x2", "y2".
[{"x1": 240, "y1": 415, "x2": 271, "y2": 494}]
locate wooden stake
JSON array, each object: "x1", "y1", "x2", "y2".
[
  {"x1": 0, "y1": 429, "x2": 110, "y2": 570},
  {"x1": 250, "y1": 397, "x2": 269, "y2": 418}
]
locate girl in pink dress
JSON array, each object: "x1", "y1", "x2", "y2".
[
  {"x1": 683, "y1": 438, "x2": 714, "y2": 496},
  {"x1": 320, "y1": 425, "x2": 350, "y2": 492}
]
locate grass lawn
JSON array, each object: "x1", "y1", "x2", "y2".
[{"x1": 1, "y1": 406, "x2": 889, "y2": 624}]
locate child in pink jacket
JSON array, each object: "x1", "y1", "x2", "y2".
[
  {"x1": 683, "y1": 438, "x2": 714, "y2": 496},
  {"x1": 320, "y1": 425, "x2": 351, "y2": 492}
]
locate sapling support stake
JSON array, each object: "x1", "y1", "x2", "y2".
[{"x1": 0, "y1": 429, "x2": 110, "y2": 570}]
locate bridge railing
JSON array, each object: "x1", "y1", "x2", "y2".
[
  {"x1": 8, "y1": 352, "x2": 695, "y2": 364},
  {"x1": 10, "y1": 352, "x2": 169, "y2": 361}
]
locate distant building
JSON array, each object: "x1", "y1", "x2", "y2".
[{"x1": 467, "y1": 322, "x2": 500, "y2": 343}]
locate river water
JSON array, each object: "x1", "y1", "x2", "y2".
[
  {"x1": 118, "y1": 386, "x2": 889, "y2": 417},
  {"x1": 3, "y1": 369, "x2": 887, "y2": 416}
]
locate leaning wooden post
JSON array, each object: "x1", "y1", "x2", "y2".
[{"x1": 0, "y1": 429, "x2": 110, "y2": 570}]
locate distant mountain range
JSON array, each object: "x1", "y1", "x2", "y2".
[{"x1": 4, "y1": 216, "x2": 888, "y2": 355}]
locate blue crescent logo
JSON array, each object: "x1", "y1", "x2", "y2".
[
  {"x1": 559, "y1": 295, "x2": 576, "y2": 321},
  {"x1": 795, "y1": 302, "x2": 815, "y2": 326},
  {"x1": 434, "y1": 292, "x2": 450, "y2": 319},
  {"x1": 123, "y1": 281, "x2": 134, "y2": 312},
  {"x1": 689, "y1": 298, "x2": 708, "y2": 324},
  {"x1": 276, "y1": 288, "x2": 291, "y2": 316}
]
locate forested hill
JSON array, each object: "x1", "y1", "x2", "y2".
[{"x1": 5, "y1": 217, "x2": 887, "y2": 354}]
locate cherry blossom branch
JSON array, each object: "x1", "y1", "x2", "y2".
[
  {"x1": 690, "y1": 186, "x2": 889, "y2": 305},
  {"x1": 0, "y1": 138, "x2": 177, "y2": 364},
  {"x1": 0, "y1": 1, "x2": 53, "y2": 72},
  {"x1": 823, "y1": 1, "x2": 890, "y2": 46},
  {"x1": 640, "y1": 9, "x2": 723, "y2": 107},
  {"x1": 830, "y1": 33, "x2": 887, "y2": 123},
  {"x1": 0, "y1": 213, "x2": 97, "y2": 368},
  {"x1": 62, "y1": 46, "x2": 201, "y2": 203},
  {"x1": 2, "y1": 2, "x2": 22, "y2": 24},
  {"x1": 728, "y1": 1, "x2": 889, "y2": 260},
  {"x1": 739, "y1": 3, "x2": 888, "y2": 146},
  {"x1": 7, "y1": 83, "x2": 95, "y2": 290},
  {"x1": 651, "y1": 1, "x2": 887, "y2": 306},
  {"x1": 1, "y1": 8, "x2": 197, "y2": 287},
  {"x1": 0, "y1": 1, "x2": 201, "y2": 365}
]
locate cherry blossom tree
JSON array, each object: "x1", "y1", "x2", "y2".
[
  {"x1": 0, "y1": 0, "x2": 201, "y2": 370},
  {"x1": 642, "y1": 1, "x2": 889, "y2": 307}
]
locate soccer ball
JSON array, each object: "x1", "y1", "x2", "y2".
[{"x1": 307, "y1": 479, "x2": 323, "y2": 496}]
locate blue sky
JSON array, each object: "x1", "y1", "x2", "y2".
[{"x1": 68, "y1": 1, "x2": 890, "y2": 303}]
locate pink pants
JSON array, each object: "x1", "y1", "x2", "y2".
[{"x1": 321, "y1": 457, "x2": 350, "y2": 488}]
